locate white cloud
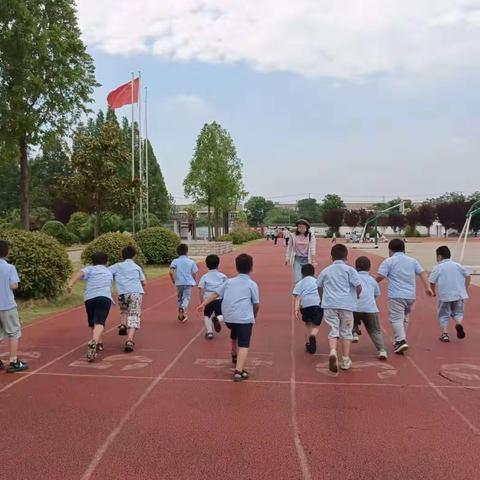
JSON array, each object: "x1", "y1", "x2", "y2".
[
  {"x1": 76, "y1": 0, "x2": 480, "y2": 79},
  {"x1": 163, "y1": 94, "x2": 210, "y2": 112}
]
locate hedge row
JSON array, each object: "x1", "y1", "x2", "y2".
[{"x1": 219, "y1": 228, "x2": 262, "y2": 245}]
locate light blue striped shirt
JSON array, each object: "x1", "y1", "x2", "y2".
[
  {"x1": 0, "y1": 259, "x2": 19, "y2": 311},
  {"x1": 82, "y1": 265, "x2": 113, "y2": 302},
  {"x1": 110, "y1": 259, "x2": 145, "y2": 295},
  {"x1": 429, "y1": 259, "x2": 469, "y2": 302},
  {"x1": 293, "y1": 276, "x2": 320, "y2": 308},
  {"x1": 170, "y1": 256, "x2": 198, "y2": 286}
]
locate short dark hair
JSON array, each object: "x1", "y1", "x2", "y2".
[
  {"x1": 0, "y1": 240, "x2": 9, "y2": 258},
  {"x1": 331, "y1": 244, "x2": 348, "y2": 261},
  {"x1": 388, "y1": 238, "x2": 405, "y2": 253},
  {"x1": 355, "y1": 256, "x2": 371, "y2": 272},
  {"x1": 301, "y1": 263, "x2": 315, "y2": 277},
  {"x1": 206, "y1": 254, "x2": 220, "y2": 270},
  {"x1": 122, "y1": 246, "x2": 136, "y2": 260},
  {"x1": 236, "y1": 253, "x2": 253, "y2": 274},
  {"x1": 436, "y1": 245, "x2": 451, "y2": 259},
  {"x1": 92, "y1": 251, "x2": 108, "y2": 266},
  {"x1": 177, "y1": 244, "x2": 188, "y2": 256}
]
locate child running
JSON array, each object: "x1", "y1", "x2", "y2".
[
  {"x1": 198, "y1": 254, "x2": 259, "y2": 382},
  {"x1": 317, "y1": 244, "x2": 362, "y2": 373},
  {"x1": 0, "y1": 240, "x2": 29, "y2": 373},
  {"x1": 353, "y1": 256, "x2": 388, "y2": 360},
  {"x1": 198, "y1": 254, "x2": 227, "y2": 340},
  {"x1": 110, "y1": 246, "x2": 146, "y2": 352},
  {"x1": 170, "y1": 244, "x2": 198, "y2": 322},
  {"x1": 293, "y1": 263, "x2": 323, "y2": 354},
  {"x1": 429, "y1": 245, "x2": 470, "y2": 342},
  {"x1": 68, "y1": 252, "x2": 113, "y2": 362},
  {"x1": 376, "y1": 239, "x2": 433, "y2": 354}
]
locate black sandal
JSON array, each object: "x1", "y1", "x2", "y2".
[
  {"x1": 125, "y1": 340, "x2": 135, "y2": 353},
  {"x1": 118, "y1": 324, "x2": 127, "y2": 336},
  {"x1": 233, "y1": 370, "x2": 249, "y2": 382}
]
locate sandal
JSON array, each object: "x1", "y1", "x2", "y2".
[
  {"x1": 96, "y1": 342, "x2": 104, "y2": 352},
  {"x1": 231, "y1": 352, "x2": 237, "y2": 364},
  {"x1": 439, "y1": 332, "x2": 450, "y2": 343},
  {"x1": 212, "y1": 316, "x2": 222, "y2": 333},
  {"x1": 118, "y1": 324, "x2": 127, "y2": 336},
  {"x1": 124, "y1": 340, "x2": 135, "y2": 353},
  {"x1": 86, "y1": 340, "x2": 97, "y2": 362}
]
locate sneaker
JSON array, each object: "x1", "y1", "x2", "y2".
[
  {"x1": 0, "y1": 360, "x2": 4, "y2": 370},
  {"x1": 177, "y1": 308, "x2": 185, "y2": 321},
  {"x1": 340, "y1": 357, "x2": 352, "y2": 371},
  {"x1": 6, "y1": 359, "x2": 29, "y2": 373},
  {"x1": 352, "y1": 332, "x2": 359, "y2": 344},
  {"x1": 86, "y1": 340, "x2": 97, "y2": 362},
  {"x1": 439, "y1": 332, "x2": 450, "y2": 343},
  {"x1": 455, "y1": 324, "x2": 466, "y2": 339},
  {"x1": 118, "y1": 324, "x2": 127, "y2": 336},
  {"x1": 233, "y1": 370, "x2": 249, "y2": 382},
  {"x1": 328, "y1": 351, "x2": 338, "y2": 373},
  {"x1": 205, "y1": 332, "x2": 214, "y2": 340},
  {"x1": 393, "y1": 340, "x2": 409, "y2": 354},
  {"x1": 212, "y1": 316, "x2": 222, "y2": 333},
  {"x1": 124, "y1": 340, "x2": 135, "y2": 352},
  {"x1": 378, "y1": 349, "x2": 388, "y2": 360},
  {"x1": 307, "y1": 335, "x2": 317, "y2": 354}
]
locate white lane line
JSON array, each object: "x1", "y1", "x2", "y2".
[{"x1": 80, "y1": 327, "x2": 204, "y2": 480}]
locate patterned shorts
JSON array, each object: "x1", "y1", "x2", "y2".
[{"x1": 118, "y1": 293, "x2": 143, "y2": 329}]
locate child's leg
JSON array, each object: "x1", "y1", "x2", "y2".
[
  {"x1": 176, "y1": 286, "x2": 184, "y2": 312},
  {"x1": 438, "y1": 302, "x2": 450, "y2": 334},
  {"x1": 126, "y1": 294, "x2": 142, "y2": 343},
  {"x1": 388, "y1": 299, "x2": 407, "y2": 342},
  {"x1": 452, "y1": 300, "x2": 466, "y2": 339},
  {"x1": 339, "y1": 310, "x2": 354, "y2": 361},
  {"x1": 236, "y1": 347, "x2": 249, "y2": 372},
  {"x1": 92, "y1": 324, "x2": 105, "y2": 343},
  {"x1": 204, "y1": 316, "x2": 213, "y2": 334},
  {"x1": 403, "y1": 300, "x2": 415, "y2": 337},
  {"x1": 182, "y1": 287, "x2": 192, "y2": 314},
  {"x1": 324, "y1": 309, "x2": 340, "y2": 372},
  {"x1": 8, "y1": 337, "x2": 19, "y2": 363},
  {"x1": 234, "y1": 324, "x2": 253, "y2": 375},
  {"x1": 363, "y1": 313, "x2": 386, "y2": 351}
]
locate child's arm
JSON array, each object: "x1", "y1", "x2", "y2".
[
  {"x1": 169, "y1": 268, "x2": 176, "y2": 285},
  {"x1": 318, "y1": 287, "x2": 323, "y2": 302},
  {"x1": 199, "y1": 288, "x2": 205, "y2": 303},
  {"x1": 197, "y1": 292, "x2": 219, "y2": 312},
  {"x1": 375, "y1": 274, "x2": 385, "y2": 283},
  {"x1": 253, "y1": 303, "x2": 260, "y2": 319},
  {"x1": 429, "y1": 282, "x2": 436, "y2": 297},
  {"x1": 419, "y1": 271, "x2": 434, "y2": 297},
  {"x1": 355, "y1": 285, "x2": 362, "y2": 299},
  {"x1": 294, "y1": 295, "x2": 301, "y2": 321},
  {"x1": 465, "y1": 274, "x2": 471, "y2": 291},
  {"x1": 67, "y1": 271, "x2": 84, "y2": 293}
]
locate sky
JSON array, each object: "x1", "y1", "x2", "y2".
[{"x1": 76, "y1": 0, "x2": 480, "y2": 204}]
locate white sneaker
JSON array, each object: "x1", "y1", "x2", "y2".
[
  {"x1": 340, "y1": 357, "x2": 352, "y2": 371},
  {"x1": 328, "y1": 351, "x2": 338, "y2": 373},
  {"x1": 352, "y1": 333, "x2": 359, "y2": 343},
  {"x1": 378, "y1": 349, "x2": 388, "y2": 360}
]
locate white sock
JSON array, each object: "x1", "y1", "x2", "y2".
[
  {"x1": 217, "y1": 315, "x2": 224, "y2": 322},
  {"x1": 330, "y1": 349, "x2": 337, "y2": 356},
  {"x1": 204, "y1": 316, "x2": 213, "y2": 333}
]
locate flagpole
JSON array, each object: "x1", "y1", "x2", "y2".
[
  {"x1": 138, "y1": 71, "x2": 143, "y2": 231},
  {"x1": 131, "y1": 72, "x2": 135, "y2": 234},
  {"x1": 145, "y1": 85, "x2": 149, "y2": 228}
]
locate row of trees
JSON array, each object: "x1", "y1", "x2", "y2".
[
  {"x1": 244, "y1": 193, "x2": 480, "y2": 235},
  {"x1": 0, "y1": 1, "x2": 172, "y2": 236}
]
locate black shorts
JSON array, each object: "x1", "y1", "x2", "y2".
[
  {"x1": 204, "y1": 299, "x2": 222, "y2": 317},
  {"x1": 225, "y1": 322, "x2": 253, "y2": 348},
  {"x1": 300, "y1": 306, "x2": 323, "y2": 326},
  {"x1": 85, "y1": 296, "x2": 112, "y2": 328}
]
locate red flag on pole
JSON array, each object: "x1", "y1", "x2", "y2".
[{"x1": 107, "y1": 78, "x2": 139, "y2": 109}]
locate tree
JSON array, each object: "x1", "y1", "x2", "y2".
[
  {"x1": 344, "y1": 210, "x2": 360, "y2": 229},
  {"x1": 434, "y1": 193, "x2": 470, "y2": 232},
  {"x1": 357, "y1": 208, "x2": 371, "y2": 226},
  {"x1": 323, "y1": 208, "x2": 345, "y2": 232},
  {"x1": 0, "y1": 0, "x2": 97, "y2": 229},
  {"x1": 405, "y1": 208, "x2": 419, "y2": 229},
  {"x1": 264, "y1": 207, "x2": 294, "y2": 225},
  {"x1": 184, "y1": 122, "x2": 245, "y2": 240},
  {"x1": 0, "y1": 141, "x2": 19, "y2": 214},
  {"x1": 417, "y1": 203, "x2": 436, "y2": 236},
  {"x1": 297, "y1": 198, "x2": 322, "y2": 223},
  {"x1": 320, "y1": 194, "x2": 345, "y2": 222},
  {"x1": 388, "y1": 213, "x2": 407, "y2": 232},
  {"x1": 61, "y1": 120, "x2": 137, "y2": 237},
  {"x1": 244, "y1": 196, "x2": 274, "y2": 226}
]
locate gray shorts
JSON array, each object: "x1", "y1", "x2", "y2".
[
  {"x1": 439, "y1": 300, "x2": 464, "y2": 322},
  {"x1": 324, "y1": 309, "x2": 354, "y2": 340},
  {"x1": 0, "y1": 308, "x2": 22, "y2": 341}
]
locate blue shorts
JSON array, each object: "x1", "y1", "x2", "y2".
[
  {"x1": 225, "y1": 322, "x2": 253, "y2": 348},
  {"x1": 439, "y1": 300, "x2": 465, "y2": 324}
]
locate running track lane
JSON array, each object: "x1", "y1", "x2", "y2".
[{"x1": 0, "y1": 240, "x2": 479, "y2": 479}]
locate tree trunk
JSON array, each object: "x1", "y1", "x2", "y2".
[
  {"x1": 95, "y1": 210, "x2": 102, "y2": 238},
  {"x1": 214, "y1": 210, "x2": 220, "y2": 240},
  {"x1": 224, "y1": 212, "x2": 230, "y2": 234},
  {"x1": 207, "y1": 204, "x2": 212, "y2": 241},
  {"x1": 19, "y1": 137, "x2": 30, "y2": 230}
]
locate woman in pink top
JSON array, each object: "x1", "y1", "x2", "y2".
[{"x1": 285, "y1": 219, "x2": 317, "y2": 283}]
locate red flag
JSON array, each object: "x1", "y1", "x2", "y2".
[{"x1": 107, "y1": 78, "x2": 139, "y2": 109}]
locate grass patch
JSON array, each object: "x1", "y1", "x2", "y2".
[{"x1": 17, "y1": 263, "x2": 170, "y2": 326}]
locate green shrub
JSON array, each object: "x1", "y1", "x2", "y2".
[
  {"x1": 219, "y1": 228, "x2": 261, "y2": 245},
  {"x1": 30, "y1": 207, "x2": 53, "y2": 229},
  {"x1": 0, "y1": 229, "x2": 72, "y2": 299},
  {"x1": 67, "y1": 212, "x2": 94, "y2": 243},
  {"x1": 101, "y1": 213, "x2": 123, "y2": 233},
  {"x1": 41, "y1": 220, "x2": 72, "y2": 245},
  {"x1": 405, "y1": 226, "x2": 421, "y2": 237},
  {"x1": 135, "y1": 227, "x2": 180, "y2": 264},
  {"x1": 82, "y1": 232, "x2": 145, "y2": 266}
]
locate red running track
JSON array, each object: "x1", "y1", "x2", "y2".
[{"x1": 1, "y1": 240, "x2": 479, "y2": 480}]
